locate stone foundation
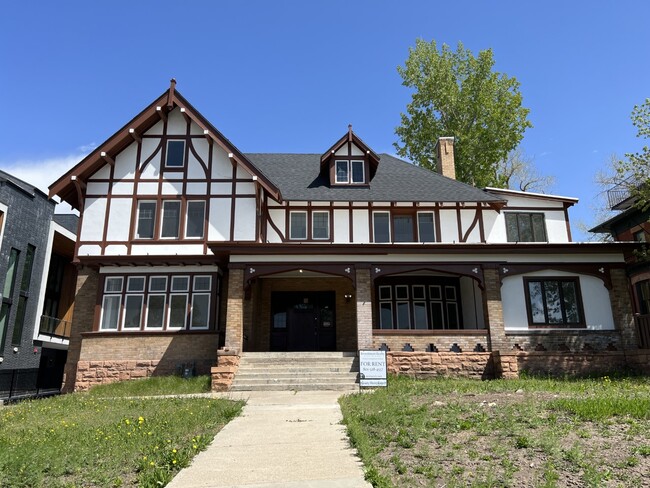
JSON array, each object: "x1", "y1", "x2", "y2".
[
  {"x1": 211, "y1": 349, "x2": 240, "y2": 391},
  {"x1": 387, "y1": 352, "x2": 496, "y2": 380}
]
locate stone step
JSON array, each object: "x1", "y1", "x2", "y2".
[
  {"x1": 230, "y1": 383, "x2": 359, "y2": 392},
  {"x1": 232, "y1": 376, "x2": 358, "y2": 386},
  {"x1": 234, "y1": 372, "x2": 359, "y2": 381},
  {"x1": 238, "y1": 357, "x2": 359, "y2": 365},
  {"x1": 240, "y1": 352, "x2": 357, "y2": 359},
  {"x1": 235, "y1": 366, "x2": 358, "y2": 373}
]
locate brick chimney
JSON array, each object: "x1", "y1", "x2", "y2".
[{"x1": 435, "y1": 137, "x2": 456, "y2": 179}]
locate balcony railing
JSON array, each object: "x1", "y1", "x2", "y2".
[
  {"x1": 39, "y1": 315, "x2": 72, "y2": 340},
  {"x1": 636, "y1": 314, "x2": 650, "y2": 349},
  {"x1": 607, "y1": 177, "x2": 642, "y2": 210}
]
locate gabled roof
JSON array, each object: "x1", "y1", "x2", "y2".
[
  {"x1": 48, "y1": 81, "x2": 280, "y2": 209},
  {"x1": 247, "y1": 153, "x2": 505, "y2": 204},
  {"x1": 319, "y1": 126, "x2": 381, "y2": 180}
]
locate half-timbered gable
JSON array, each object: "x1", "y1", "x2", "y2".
[{"x1": 49, "y1": 82, "x2": 641, "y2": 393}]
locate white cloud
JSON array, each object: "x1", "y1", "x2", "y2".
[{"x1": 0, "y1": 144, "x2": 95, "y2": 214}]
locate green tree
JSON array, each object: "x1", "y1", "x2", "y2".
[
  {"x1": 394, "y1": 39, "x2": 532, "y2": 188},
  {"x1": 616, "y1": 98, "x2": 650, "y2": 211}
]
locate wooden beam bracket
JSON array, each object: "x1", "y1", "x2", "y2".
[{"x1": 100, "y1": 152, "x2": 115, "y2": 167}]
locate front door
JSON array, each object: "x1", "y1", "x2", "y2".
[{"x1": 270, "y1": 291, "x2": 336, "y2": 351}]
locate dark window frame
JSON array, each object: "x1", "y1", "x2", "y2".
[
  {"x1": 375, "y1": 277, "x2": 464, "y2": 330},
  {"x1": 523, "y1": 277, "x2": 586, "y2": 328},
  {"x1": 505, "y1": 212, "x2": 548, "y2": 242},
  {"x1": 373, "y1": 210, "x2": 436, "y2": 243},
  {"x1": 12, "y1": 244, "x2": 36, "y2": 345},
  {"x1": 97, "y1": 273, "x2": 219, "y2": 332}
]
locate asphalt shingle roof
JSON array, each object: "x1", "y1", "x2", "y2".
[{"x1": 245, "y1": 153, "x2": 504, "y2": 203}]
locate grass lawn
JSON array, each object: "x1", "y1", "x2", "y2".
[
  {"x1": 340, "y1": 375, "x2": 650, "y2": 488},
  {"x1": 0, "y1": 376, "x2": 243, "y2": 487}
]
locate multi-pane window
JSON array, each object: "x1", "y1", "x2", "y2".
[
  {"x1": 335, "y1": 160, "x2": 365, "y2": 184},
  {"x1": 377, "y1": 278, "x2": 462, "y2": 330},
  {"x1": 0, "y1": 248, "x2": 20, "y2": 349},
  {"x1": 136, "y1": 201, "x2": 156, "y2": 239},
  {"x1": 312, "y1": 211, "x2": 330, "y2": 240},
  {"x1": 165, "y1": 140, "x2": 186, "y2": 167},
  {"x1": 161, "y1": 201, "x2": 181, "y2": 239},
  {"x1": 373, "y1": 211, "x2": 436, "y2": 243},
  {"x1": 505, "y1": 213, "x2": 547, "y2": 242},
  {"x1": 524, "y1": 278, "x2": 584, "y2": 327},
  {"x1": 12, "y1": 244, "x2": 36, "y2": 345},
  {"x1": 289, "y1": 211, "x2": 330, "y2": 240},
  {"x1": 99, "y1": 274, "x2": 217, "y2": 332}
]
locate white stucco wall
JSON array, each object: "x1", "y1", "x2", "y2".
[{"x1": 502, "y1": 270, "x2": 614, "y2": 331}]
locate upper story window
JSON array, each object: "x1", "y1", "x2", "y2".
[
  {"x1": 373, "y1": 211, "x2": 436, "y2": 243},
  {"x1": 136, "y1": 201, "x2": 156, "y2": 239},
  {"x1": 185, "y1": 201, "x2": 205, "y2": 239},
  {"x1": 505, "y1": 212, "x2": 547, "y2": 242},
  {"x1": 165, "y1": 140, "x2": 186, "y2": 167},
  {"x1": 135, "y1": 199, "x2": 206, "y2": 240},
  {"x1": 524, "y1": 278, "x2": 584, "y2": 327},
  {"x1": 289, "y1": 210, "x2": 331, "y2": 241},
  {"x1": 335, "y1": 160, "x2": 365, "y2": 185}
]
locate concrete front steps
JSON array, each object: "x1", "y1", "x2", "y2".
[{"x1": 230, "y1": 352, "x2": 360, "y2": 391}]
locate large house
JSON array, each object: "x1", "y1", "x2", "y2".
[
  {"x1": 0, "y1": 171, "x2": 77, "y2": 400},
  {"x1": 591, "y1": 180, "x2": 650, "y2": 349},
  {"x1": 49, "y1": 81, "x2": 643, "y2": 392}
]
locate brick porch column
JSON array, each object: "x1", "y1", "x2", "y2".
[
  {"x1": 62, "y1": 266, "x2": 100, "y2": 393},
  {"x1": 224, "y1": 267, "x2": 244, "y2": 352},
  {"x1": 483, "y1": 267, "x2": 506, "y2": 352},
  {"x1": 356, "y1": 267, "x2": 373, "y2": 350},
  {"x1": 609, "y1": 268, "x2": 637, "y2": 350}
]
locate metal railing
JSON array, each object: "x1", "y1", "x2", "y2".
[
  {"x1": 39, "y1": 315, "x2": 72, "y2": 339},
  {"x1": 636, "y1": 314, "x2": 650, "y2": 349},
  {"x1": 607, "y1": 177, "x2": 641, "y2": 209}
]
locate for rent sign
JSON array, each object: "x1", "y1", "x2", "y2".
[{"x1": 359, "y1": 350, "x2": 387, "y2": 387}]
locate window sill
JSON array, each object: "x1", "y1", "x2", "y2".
[
  {"x1": 84, "y1": 330, "x2": 219, "y2": 337},
  {"x1": 505, "y1": 328, "x2": 615, "y2": 335},
  {"x1": 373, "y1": 329, "x2": 488, "y2": 335}
]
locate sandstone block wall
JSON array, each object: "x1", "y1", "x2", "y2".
[{"x1": 387, "y1": 352, "x2": 496, "y2": 380}]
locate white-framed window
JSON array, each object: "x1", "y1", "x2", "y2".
[
  {"x1": 335, "y1": 160, "x2": 349, "y2": 183},
  {"x1": 165, "y1": 140, "x2": 186, "y2": 167},
  {"x1": 99, "y1": 273, "x2": 216, "y2": 332},
  {"x1": 185, "y1": 201, "x2": 205, "y2": 239},
  {"x1": 161, "y1": 201, "x2": 181, "y2": 239},
  {"x1": 373, "y1": 212, "x2": 390, "y2": 243},
  {"x1": 312, "y1": 211, "x2": 330, "y2": 240},
  {"x1": 100, "y1": 295, "x2": 121, "y2": 330},
  {"x1": 417, "y1": 212, "x2": 435, "y2": 243},
  {"x1": 145, "y1": 294, "x2": 166, "y2": 329},
  {"x1": 289, "y1": 211, "x2": 307, "y2": 240},
  {"x1": 136, "y1": 201, "x2": 156, "y2": 239},
  {"x1": 168, "y1": 294, "x2": 188, "y2": 329},
  {"x1": 190, "y1": 294, "x2": 210, "y2": 329},
  {"x1": 351, "y1": 160, "x2": 364, "y2": 183}
]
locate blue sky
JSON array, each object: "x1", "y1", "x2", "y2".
[{"x1": 1, "y1": 1, "x2": 648, "y2": 240}]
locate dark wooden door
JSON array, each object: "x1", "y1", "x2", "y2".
[{"x1": 270, "y1": 291, "x2": 336, "y2": 351}]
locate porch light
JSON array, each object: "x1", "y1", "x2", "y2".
[{"x1": 344, "y1": 293, "x2": 353, "y2": 302}]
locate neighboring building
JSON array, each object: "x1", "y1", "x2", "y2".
[
  {"x1": 49, "y1": 81, "x2": 642, "y2": 392},
  {"x1": 0, "y1": 170, "x2": 77, "y2": 400},
  {"x1": 591, "y1": 180, "x2": 650, "y2": 348}
]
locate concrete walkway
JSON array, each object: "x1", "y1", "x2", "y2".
[{"x1": 167, "y1": 390, "x2": 372, "y2": 488}]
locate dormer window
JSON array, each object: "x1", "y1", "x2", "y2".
[
  {"x1": 165, "y1": 140, "x2": 185, "y2": 167},
  {"x1": 320, "y1": 126, "x2": 380, "y2": 187},
  {"x1": 336, "y1": 161, "x2": 349, "y2": 183},
  {"x1": 335, "y1": 160, "x2": 365, "y2": 184}
]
